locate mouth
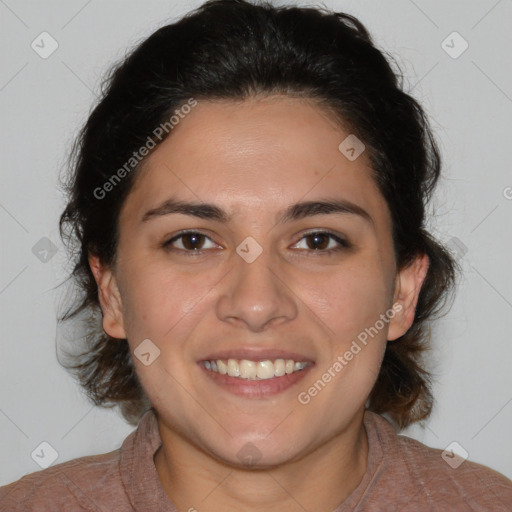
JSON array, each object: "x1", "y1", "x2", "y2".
[{"x1": 197, "y1": 350, "x2": 315, "y2": 398}]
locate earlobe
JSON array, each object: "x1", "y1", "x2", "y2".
[
  {"x1": 387, "y1": 253, "x2": 429, "y2": 341},
  {"x1": 88, "y1": 255, "x2": 127, "y2": 339}
]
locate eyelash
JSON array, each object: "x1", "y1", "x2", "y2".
[{"x1": 162, "y1": 229, "x2": 351, "y2": 257}]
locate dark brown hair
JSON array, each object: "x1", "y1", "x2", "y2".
[{"x1": 58, "y1": 0, "x2": 458, "y2": 428}]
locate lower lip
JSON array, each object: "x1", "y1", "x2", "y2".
[{"x1": 198, "y1": 363, "x2": 314, "y2": 398}]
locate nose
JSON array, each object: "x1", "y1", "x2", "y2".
[{"x1": 215, "y1": 246, "x2": 298, "y2": 332}]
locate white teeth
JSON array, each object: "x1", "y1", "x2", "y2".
[
  {"x1": 227, "y1": 359, "x2": 239, "y2": 377},
  {"x1": 239, "y1": 360, "x2": 257, "y2": 379},
  {"x1": 256, "y1": 360, "x2": 274, "y2": 379},
  {"x1": 274, "y1": 359, "x2": 286, "y2": 377},
  {"x1": 217, "y1": 360, "x2": 227, "y2": 375},
  {"x1": 202, "y1": 358, "x2": 310, "y2": 380}
]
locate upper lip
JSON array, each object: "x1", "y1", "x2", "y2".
[{"x1": 198, "y1": 348, "x2": 315, "y2": 363}]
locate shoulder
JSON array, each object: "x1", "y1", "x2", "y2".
[
  {"x1": 0, "y1": 449, "x2": 126, "y2": 511},
  {"x1": 0, "y1": 410, "x2": 159, "y2": 512},
  {"x1": 365, "y1": 411, "x2": 512, "y2": 510},
  {"x1": 396, "y1": 433, "x2": 512, "y2": 509}
]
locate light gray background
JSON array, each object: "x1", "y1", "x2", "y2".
[{"x1": 1, "y1": 0, "x2": 511, "y2": 485}]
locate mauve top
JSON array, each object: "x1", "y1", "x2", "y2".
[{"x1": 1, "y1": 409, "x2": 511, "y2": 511}]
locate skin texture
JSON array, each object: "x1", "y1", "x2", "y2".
[{"x1": 89, "y1": 95, "x2": 429, "y2": 512}]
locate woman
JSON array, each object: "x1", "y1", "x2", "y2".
[{"x1": 1, "y1": 0, "x2": 511, "y2": 510}]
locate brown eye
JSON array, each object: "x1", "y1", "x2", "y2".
[
  {"x1": 305, "y1": 233, "x2": 330, "y2": 250},
  {"x1": 293, "y1": 231, "x2": 350, "y2": 253},
  {"x1": 163, "y1": 231, "x2": 217, "y2": 253},
  {"x1": 180, "y1": 233, "x2": 206, "y2": 250}
]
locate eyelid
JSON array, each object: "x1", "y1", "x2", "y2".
[{"x1": 297, "y1": 228, "x2": 348, "y2": 241}]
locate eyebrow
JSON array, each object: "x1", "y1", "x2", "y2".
[{"x1": 141, "y1": 197, "x2": 373, "y2": 226}]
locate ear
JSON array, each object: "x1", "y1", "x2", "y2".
[
  {"x1": 387, "y1": 253, "x2": 429, "y2": 341},
  {"x1": 89, "y1": 255, "x2": 127, "y2": 339}
]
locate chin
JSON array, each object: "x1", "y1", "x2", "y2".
[
  {"x1": 211, "y1": 444, "x2": 302, "y2": 470},
  {"x1": 198, "y1": 429, "x2": 309, "y2": 470}
]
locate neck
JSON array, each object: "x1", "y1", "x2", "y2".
[{"x1": 154, "y1": 409, "x2": 369, "y2": 512}]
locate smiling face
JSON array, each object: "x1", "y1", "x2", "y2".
[{"x1": 90, "y1": 95, "x2": 427, "y2": 468}]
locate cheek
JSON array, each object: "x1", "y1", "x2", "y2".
[
  {"x1": 116, "y1": 260, "x2": 224, "y2": 403},
  {"x1": 117, "y1": 265, "x2": 205, "y2": 412},
  {"x1": 324, "y1": 260, "x2": 392, "y2": 402},
  {"x1": 304, "y1": 257, "x2": 394, "y2": 343},
  {"x1": 118, "y1": 262, "x2": 204, "y2": 342}
]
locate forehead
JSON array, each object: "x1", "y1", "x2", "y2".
[{"x1": 121, "y1": 96, "x2": 389, "y2": 226}]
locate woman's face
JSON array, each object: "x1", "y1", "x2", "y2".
[{"x1": 93, "y1": 95, "x2": 425, "y2": 467}]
